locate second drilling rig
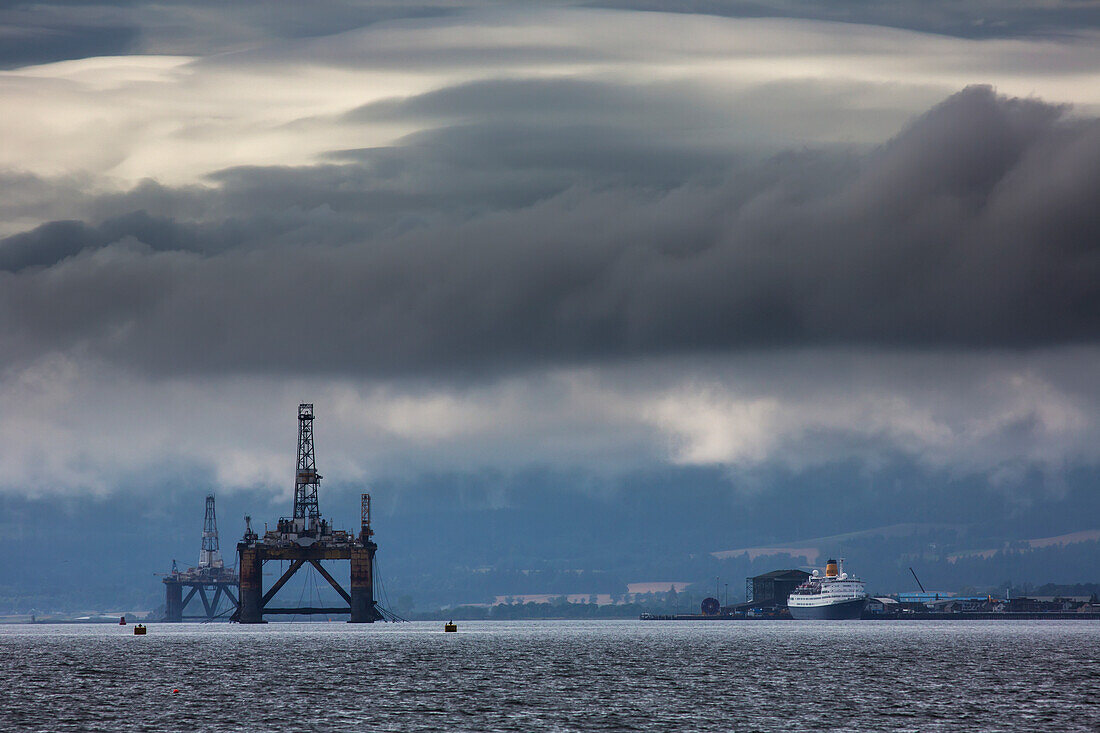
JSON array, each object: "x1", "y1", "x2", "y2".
[
  {"x1": 233, "y1": 403, "x2": 392, "y2": 623},
  {"x1": 162, "y1": 494, "x2": 239, "y2": 621}
]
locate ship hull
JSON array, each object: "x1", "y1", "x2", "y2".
[{"x1": 788, "y1": 597, "x2": 867, "y2": 620}]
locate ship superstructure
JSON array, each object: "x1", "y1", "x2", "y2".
[{"x1": 787, "y1": 558, "x2": 868, "y2": 619}]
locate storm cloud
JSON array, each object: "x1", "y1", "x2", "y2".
[
  {"x1": 592, "y1": 0, "x2": 1100, "y2": 39},
  {"x1": 3, "y1": 2, "x2": 1100, "y2": 500},
  {"x1": 2, "y1": 86, "x2": 1099, "y2": 378}
]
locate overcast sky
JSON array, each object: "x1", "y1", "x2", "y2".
[{"x1": 2, "y1": 1, "x2": 1100, "y2": 505}]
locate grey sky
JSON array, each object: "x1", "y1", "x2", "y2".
[
  {"x1": 3, "y1": 86, "x2": 1098, "y2": 374},
  {"x1": 0, "y1": 1, "x2": 1098, "y2": 502}
]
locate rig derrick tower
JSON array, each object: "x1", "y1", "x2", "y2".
[
  {"x1": 199, "y1": 493, "x2": 223, "y2": 569},
  {"x1": 292, "y1": 403, "x2": 322, "y2": 534},
  {"x1": 234, "y1": 404, "x2": 391, "y2": 623},
  {"x1": 163, "y1": 493, "x2": 240, "y2": 622}
]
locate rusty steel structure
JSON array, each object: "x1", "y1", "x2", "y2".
[
  {"x1": 234, "y1": 404, "x2": 387, "y2": 623},
  {"x1": 292, "y1": 403, "x2": 321, "y2": 530},
  {"x1": 163, "y1": 494, "x2": 240, "y2": 621}
]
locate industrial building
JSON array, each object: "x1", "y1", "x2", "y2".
[
  {"x1": 727, "y1": 569, "x2": 810, "y2": 613},
  {"x1": 638, "y1": 569, "x2": 812, "y2": 619}
]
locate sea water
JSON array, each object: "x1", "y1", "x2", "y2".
[{"x1": 3, "y1": 620, "x2": 1098, "y2": 731}]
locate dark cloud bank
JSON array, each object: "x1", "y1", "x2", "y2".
[
  {"x1": 2, "y1": 85, "x2": 1100, "y2": 377},
  {"x1": 0, "y1": 1, "x2": 457, "y2": 67},
  {"x1": 592, "y1": 0, "x2": 1100, "y2": 38},
  {"x1": 3, "y1": 0, "x2": 1097, "y2": 70}
]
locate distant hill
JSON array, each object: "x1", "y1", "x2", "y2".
[
  {"x1": 948, "y1": 529, "x2": 1100, "y2": 561},
  {"x1": 3, "y1": 461, "x2": 1100, "y2": 612},
  {"x1": 711, "y1": 523, "x2": 968, "y2": 565}
]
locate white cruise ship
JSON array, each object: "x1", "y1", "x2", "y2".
[{"x1": 787, "y1": 558, "x2": 868, "y2": 620}]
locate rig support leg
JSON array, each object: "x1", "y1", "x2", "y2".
[
  {"x1": 165, "y1": 582, "x2": 183, "y2": 622},
  {"x1": 238, "y1": 544, "x2": 264, "y2": 623},
  {"x1": 349, "y1": 542, "x2": 378, "y2": 623}
]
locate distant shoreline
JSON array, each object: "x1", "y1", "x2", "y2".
[{"x1": 643, "y1": 612, "x2": 1100, "y2": 621}]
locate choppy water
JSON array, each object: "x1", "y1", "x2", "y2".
[{"x1": 3, "y1": 620, "x2": 1098, "y2": 731}]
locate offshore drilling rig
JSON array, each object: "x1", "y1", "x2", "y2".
[
  {"x1": 162, "y1": 494, "x2": 240, "y2": 621},
  {"x1": 234, "y1": 403, "x2": 389, "y2": 623}
]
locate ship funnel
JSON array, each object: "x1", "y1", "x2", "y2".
[{"x1": 825, "y1": 559, "x2": 838, "y2": 578}]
